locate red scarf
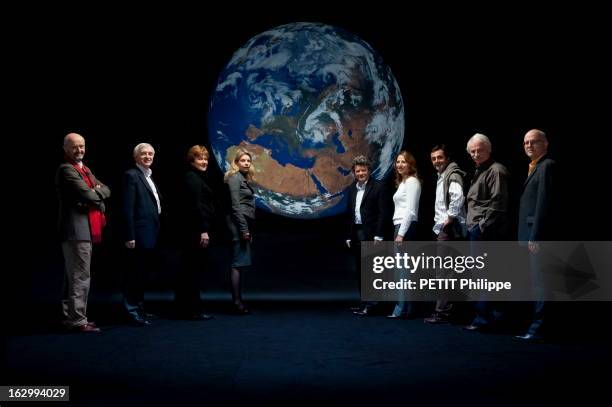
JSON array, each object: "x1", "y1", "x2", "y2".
[{"x1": 72, "y1": 163, "x2": 106, "y2": 244}]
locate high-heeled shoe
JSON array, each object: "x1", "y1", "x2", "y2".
[{"x1": 232, "y1": 303, "x2": 251, "y2": 315}]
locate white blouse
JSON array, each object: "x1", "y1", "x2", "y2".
[{"x1": 393, "y1": 176, "x2": 421, "y2": 237}]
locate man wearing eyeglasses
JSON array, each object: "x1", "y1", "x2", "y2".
[{"x1": 514, "y1": 129, "x2": 556, "y2": 342}]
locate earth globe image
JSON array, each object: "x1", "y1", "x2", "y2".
[{"x1": 208, "y1": 22, "x2": 404, "y2": 219}]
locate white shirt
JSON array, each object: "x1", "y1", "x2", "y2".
[
  {"x1": 136, "y1": 164, "x2": 161, "y2": 214},
  {"x1": 433, "y1": 169, "x2": 466, "y2": 234},
  {"x1": 393, "y1": 177, "x2": 421, "y2": 237},
  {"x1": 354, "y1": 180, "x2": 367, "y2": 225}
]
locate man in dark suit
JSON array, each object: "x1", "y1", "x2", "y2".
[
  {"x1": 122, "y1": 143, "x2": 162, "y2": 326},
  {"x1": 345, "y1": 155, "x2": 387, "y2": 316},
  {"x1": 56, "y1": 132, "x2": 110, "y2": 333},
  {"x1": 515, "y1": 129, "x2": 556, "y2": 342}
]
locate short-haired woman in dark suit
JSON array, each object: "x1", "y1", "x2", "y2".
[
  {"x1": 175, "y1": 145, "x2": 215, "y2": 320},
  {"x1": 225, "y1": 149, "x2": 255, "y2": 315}
]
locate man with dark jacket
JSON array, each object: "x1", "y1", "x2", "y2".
[
  {"x1": 514, "y1": 129, "x2": 556, "y2": 342},
  {"x1": 122, "y1": 143, "x2": 162, "y2": 326},
  {"x1": 345, "y1": 155, "x2": 388, "y2": 316}
]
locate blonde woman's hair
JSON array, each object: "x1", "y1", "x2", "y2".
[{"x1": 224, "y1": 149, "x2": 254, "y2": 183}]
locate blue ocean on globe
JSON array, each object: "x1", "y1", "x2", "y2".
[{"x1": 208, "y1": 22, "x2": 404, "y2": 219}]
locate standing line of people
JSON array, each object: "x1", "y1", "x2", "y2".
[
  {"x1": 348, "y1": 130, "x2": 556, "y2": 342},
  {"x1": 56, "y1": 128, "x2": 555, "y2": 342},
  {"x1": 55, "y1": 136, "x2": 258, "y2": 333}
]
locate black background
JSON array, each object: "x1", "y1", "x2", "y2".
[{"x1": 7, "y1": 3, "x2": 609, "y2": 303}]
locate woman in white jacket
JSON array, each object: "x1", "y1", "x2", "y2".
[{"x1": 389, "y1": 150, "x2": 421, "y2": 318}]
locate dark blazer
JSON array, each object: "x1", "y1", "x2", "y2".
[
  {"x1": 518, "y1": 156, "x2": 556, "y2": 242},
  {"x1": 122, "y1": 167, "x2": 162, "y2": 249},
  {"x1": 346, "y1": 178, "x2": 387, "y2": 241},
  {"x1": 181, "y1": 166, "x2": 215, "y2": 243},
  {"x1": 227, "y1": 172, "x2": 255, "y2": 234},
  {"x1": 55, "y1": 162, "x2": 111, "y2": 241}
]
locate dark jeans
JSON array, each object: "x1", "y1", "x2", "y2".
[
  {"x1": 390, "y1": 222, "x2": 417, "y2": 316},
  {"x1": 468, "y1": 226, "x2": 502, "y2": 327},
  {"x1": 433, "y1": 222, "x2": 465, "y2": 315}
]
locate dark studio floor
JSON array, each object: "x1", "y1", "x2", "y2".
[{"x1": 3, "y1": 298, "x2": 610, "y2": 406}]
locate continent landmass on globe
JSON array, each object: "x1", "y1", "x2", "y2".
[{"x1": 227, "y1": 82, "x2": 372, "y2": 198}]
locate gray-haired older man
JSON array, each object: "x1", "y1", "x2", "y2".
[
  {"x1": 56, "y1": 132, "x2": 111, "y2": 333},
  {"x1": 122, "y1": 143, "x2": 163, "y2": 326},
  {"x1": 463, "y1": 133, "x2": 510, "y2": 332}
]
